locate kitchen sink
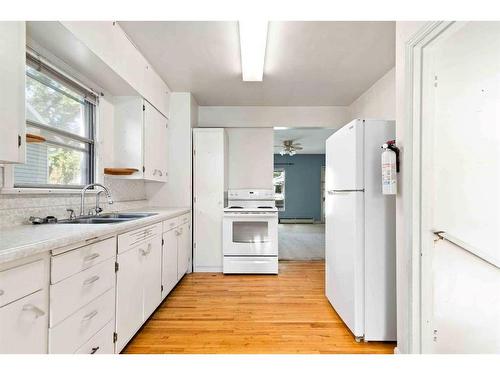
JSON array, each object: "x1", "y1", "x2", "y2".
[
  {"x1": 98, "y1": 212, "x2": 158, "y2": 219},
  {"x1": 58, "y1": 212, "x2": 158, "y2": 224}
]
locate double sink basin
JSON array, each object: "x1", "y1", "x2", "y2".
[{"x1": 58, "y1": 212, "x2": 158, "y2": 225}]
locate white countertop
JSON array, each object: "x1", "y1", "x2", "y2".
[{"x1": 0, "y1": 206, "x2": 190, "y2": 265}]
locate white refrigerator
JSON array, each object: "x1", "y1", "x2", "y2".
[{"x1": 325, "y1": 119, "x2": 396, "y2": 342}]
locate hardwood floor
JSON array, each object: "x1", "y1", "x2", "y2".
[{"x1": 123, "y1": 261, "x2": 395, "y2": 354}]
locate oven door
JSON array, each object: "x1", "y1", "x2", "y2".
[{"x1": 223, "y1": 212, "x2": 278, "y2": 256}]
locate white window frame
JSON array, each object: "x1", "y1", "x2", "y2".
[{"x1": 1, "y1": 50, "x2": 102, "y2": 194}]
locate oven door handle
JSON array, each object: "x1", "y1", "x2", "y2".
[{"x1": 224, "y1": 214, "x2": 277, "y2": 219}]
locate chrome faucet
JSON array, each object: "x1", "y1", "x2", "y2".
[{"x1": 80, "y1": 183, "x2": 114, "y2": 216}]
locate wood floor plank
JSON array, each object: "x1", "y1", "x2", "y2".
[{"x1": 123, "y1": 261, "x2": 395, "y2": 354}]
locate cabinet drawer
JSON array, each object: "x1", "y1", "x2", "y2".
[
  {"x1": 163, "y1": 217, "x2": 179, "y2": 232},
  {"x1": 0, "y1": 260, "x2": 44, "y2": 307},
  {"x1": 118, "y1": 223, "x2": 162, "y2": 254},
  {"x1": 50, "y1": 257, "x2": 115, "y2": 327},
  {"x1": 75, "y1": 319, "x2": 114, "y2": 354},
  {"x1": 179, "y1": 213, "x2": 190, "y2": 225},
  {"x1": 49, "y1": 287, "x2": 115, "y2": 354},
  {"x1": 51, "y1": 237, "x2": 116, "y2": 284},
  {"x1": 0, "y1": 289, "x2": 48, "y2": 354}
]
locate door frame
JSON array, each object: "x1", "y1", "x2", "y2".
[{"x1": 403, "y1": 21, "x2": 455, "y2": 353}]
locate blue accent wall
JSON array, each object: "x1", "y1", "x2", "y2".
[{"x1": 274, "y1": 154, "x2": 325, "y2": 221}]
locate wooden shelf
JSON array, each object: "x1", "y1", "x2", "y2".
[
  {"x1": 104, "y1": 167, "x2": 139, "y2": 176},
  {"x1": 26, "y1": 133, "x2": 46, "y2": 143}
]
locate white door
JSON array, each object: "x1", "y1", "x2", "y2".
[
  {"x1": 115, "y1": 247, "x2": 143, "y2": 353},
  {"x1": 0, "y1": 21, "x2": 25, "y2": 164},
  {"x1": 421, "y1": 22, "x2": 500, "y2": 353},
  {"x1": 193, "y1": 129, "x2": 225, "y2": 272},
  {"x1": 177, "y1": 223, "x2": 190, "y2": 280},
  {"x1": 162, "y1": 229, "x2": 178, "y2": 298},
  {"x1": 142, "y1": 235, "x2": 162, "y2": 320},
  {"x1": 0, "y1": 289, "x2": 47, "y2": 353},
  {"x1": 325, "y1": 190, "x2": 364, "y2": 338},
  {"x1": 325, "y1": 119, "x2": 364, "y2": 191},
  {"x1": 143, "y1": 100, "x2": 168, "y2": 181}
]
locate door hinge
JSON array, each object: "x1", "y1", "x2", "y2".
[
  {"x1": 162, "y1": 238, "x2": 164, "y2": 246},
  {"x1": 143, "y1": 104, "x2": 145, "y2": 111},
  {"x1": 115, "y1": 262, "x2": 119, "y2": 273},
  {"x1": 193, "y1": 242, "x2": 196, "y2": 249},
  {"x1": 113, "y1": 332, "x2": 118, "y2": 343},
  {"x1": 142, "y1": 166, "x2": 145, "y2": 173},
  {"x1": 193, "y1": 197, "x2": 196, "y2": 203},
  {"x1": 18, "y1": 135, "x2": 22, "y2": 147},
  {"x1": 434, "y1": 74, "x2": 438, "y2": 88},
  {"x1": 161, "y1": 285, "x2": 164, "y2": 292},
  {"x1": 193, "y1": 149, "x2": 196, "y2": 156}
]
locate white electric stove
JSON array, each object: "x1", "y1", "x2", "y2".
[{"x1": 223, "y1": 189, "x2": 278, "y2": 274}]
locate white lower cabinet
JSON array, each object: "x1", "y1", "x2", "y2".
[
  {"x1": 49, "y1": 288, "x2": 115, "y2": 354},
  {"x1": 0, "y1": 254, "x2": 49, "y2": 354},
  {"x1": 0, "y1": 289, "x2": 48, "y2": 354},
  {"x1": 48, "y1": 237, "x2": 117, "y2": 354},
  {"x1": 162, "y1": 229, "x2": 178, "y2": 298},
  {"x1": 115, "y1": 224, "x2": 162, "y2": 353},
  {"x1": 177, "y1": 223, "x2": 190, "y2": 280},
  {"x1": 161, "y1": 215, "x2": 191, "y2": 300}
]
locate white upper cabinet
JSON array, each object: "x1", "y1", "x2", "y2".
[
  {"x1": 0, "y1": 21, "x2": 26, "y2": 164},
  {"x1": 114, "y1": 97, "x2": 168, "y2": 182},
  {"x1": 61, "y1": 21, "x2": 170, "y2": 118}
]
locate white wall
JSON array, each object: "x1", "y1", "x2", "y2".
[
  {"x1": 349, "y1": 68, "x2": 395, "y2": 120},
  {"x1": 146, "y1": 92, "x2": 197, "y2": 207},
  {"x1": 226, "y1": 128, "x2": 274, "y2": 190},
  {"x1": 395, "y1": 21, "x2": 428, "y2": 354},
  {"x1": 198, "y1": 106, "x2": 350, "y2": 128}
]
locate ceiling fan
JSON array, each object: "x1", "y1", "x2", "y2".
[{"x1": 275, "y1": 140, "x2": 303, "y2": 156}]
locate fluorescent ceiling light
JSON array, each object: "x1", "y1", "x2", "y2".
[{"x1": 239, "y1": 20, "x2": 268, "y2": 81}]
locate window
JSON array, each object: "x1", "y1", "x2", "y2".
[
  {"x1": 273, "y1": 169, "x2": 285, "y2": 211},
  {"x1": 14, "y1": 53, "x2": 97, "y2": 188}
]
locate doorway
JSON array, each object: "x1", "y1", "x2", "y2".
[{"x1": 273, "y1": 128, "x2": 336, "y2": 260}]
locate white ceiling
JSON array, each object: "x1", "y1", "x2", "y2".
[
  {"x1": 274, "y1": 128, "x2": 336, "y2": 154},
  {"x1": 119, "y1": 21, "x2": 395, "y2": 106}
]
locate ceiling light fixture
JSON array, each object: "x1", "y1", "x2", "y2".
[{"x1": 239, "y1": 20, "x2": 268, "y2": 81}]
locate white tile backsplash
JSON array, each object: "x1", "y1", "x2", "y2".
[{"x1": 0, "y1": 176, "x2": 149, "y2": 228}]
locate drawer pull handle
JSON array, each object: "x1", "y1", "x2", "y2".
[
  {"x1": 90, "y1": 346, "x2": 100, "y2": 354},
  {"x1": 139, "y1": 243, "x2": 152, "y2": 256},
  {"x1": 83, "y1": 275, "x2": 100, "y2": 285},
  {"x1": 82, "y1": 310, "x2": 98, "y2": 322},
  {"x1": 83, "y1": 253, "x2": 100, "y2": 262},
  {"x1": 22, "y1": 304, "x2": 45, "y2": 318},
  {"x1": 85, "y1": 236, "x2": 99, "y2": 243}
]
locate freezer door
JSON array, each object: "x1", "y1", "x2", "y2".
[
  {"x1": 326, "y1": 119, "x2": 364, "y2": 191},
  {"x1": 325, "y1": 190, "x2": 365, "y2": 338}
]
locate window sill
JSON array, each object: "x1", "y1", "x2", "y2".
[{"x1": 0, "y1": 187, "x2": 98, "y2": 195}]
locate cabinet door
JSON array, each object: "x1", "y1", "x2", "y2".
[
  {"x1": 143, "y1": 100, "x2": 168, "y2": 182},
  {"x1": 142, "y1": 235, "x2": 162, "y2": 319},
  {"x1": 0, "y1": 21, "x2": 25, "y2": 164},
  {"x1": 115, "y1": 247, "x2": 143, "y2": 353},
  {"x1": 177, "y1": 223, "x2": 190, "y2": 280},
  {"x1": 0, "y1": 290, "x2": 48, "y2": 353},
  {"x1": 162, "y1": 229, "x2": 178, "y2": 299},
  {"x1": 193, "y1": 129, "x2": 225, "y2": 271}
]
